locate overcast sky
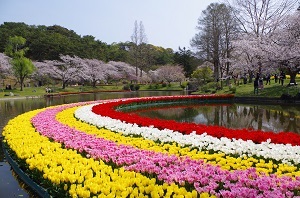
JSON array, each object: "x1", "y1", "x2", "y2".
[{"x1": 0, "y1": 0, "x2": 217, "y2": 50}]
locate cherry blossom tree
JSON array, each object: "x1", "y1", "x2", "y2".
[
  {"x1": 228, "y1": 0, "x2": 298, "y2": 76},
  {"x1": 81, "y1": 58, "x2": 106, "y2": 87},
  {"x1": 0, "y1": 52, "x2": 11, "y2": 77},
  {"x1": 32, "y1": 61, "x2": 52, "y2": 86},
  {"x1": 148, "y1": 70, "x2": 160, "y2": 83},
  {"x1": 34, "y1": 55, "x2": 84, "y2": 89},
  {"x1": 108, "y1": 61, "x2": 137, "y2": 83},
  {"x1": 0, "y1": 52, "x2": 11, "y2": 89},
  {"x1": 260, "y1": 10, "x2": 300, "y2": 84},
  {"x1": 155, "y1": 65, "x2": 185, "y2": 84}
]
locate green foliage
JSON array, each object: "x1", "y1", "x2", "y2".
[
  {"x1": 0, "y1": 22, "x2": 191, "y2": 66},
  {"x1": 11, "y1": 57, "x2": 35, "y2": 75},
  {"x1": 229, "y1": 86, "x2": 236, "y2": 93},
  {"x1": 4, "y1": 36, "x2": 27, "y2": 57},
  {"x1": 200, "y1": 84, "x2": 211, "y2": 92},
  {"x1": 5, "y1": 36, "x2": 35, "y2": 91},
  {"x1": 150, "y1": 45, "x2": 174, "y2": 65},
  {"x1": 134, "y1": 84, "x2": 140, "y2": 91},
  {"x1": 199, "y1": 82, "x2": 220, "y2": 93},
  {"x1": 0, "y1": 23, "x2": 109, "y2": 61},
  {"x1": 191, "y1": 66, "x2": 213, "y2": 84},
  {"x1": 174, "y1": 47, "x2": 197, "y2": 78},
  {"x1": 123, "y1": 84, "x2": 130, "y2": 91},
  {"x1": 180, "y1": 81, "x2": 188, "y2": 89}
]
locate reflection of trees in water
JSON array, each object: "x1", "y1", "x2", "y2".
[
  {"x1": 0, "y1": 99, "x2": 49, "y2": 134},
  {"x1": 139, "y1": 107, "x2": 201, "y2": 122},
  {"x1": 286, "y1": 112, "x2": 299, "y2": 133},
  {"x1": 266, "y1": 109, "x2": 270, "y2": 122},
  {"x1": 150, "y1": 108, "x2": 185, "y2": 119},
  {"x1": 279, "y1": 111, "x2": 285, "y2": 125},
  {"x1": 0, "y1": 138, "x2": 4, "y2": 162},
  {"x1": 250, "y1": 106, "x2": 264, "y2": 130},
  {"x1": 222, "y1": 105, "x2": 299, "y2": 133},
  {"x1": 136, "y1": 103, "x2": 300, "y2": 133}
]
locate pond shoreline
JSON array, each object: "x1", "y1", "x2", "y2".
[
  {"x1": 1, "y1": 94, "x2": 299, "y2": 104},
  {"x1": 234, "y1": 96, "x2": 300, "y2": 105}
]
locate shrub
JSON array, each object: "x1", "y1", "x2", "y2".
[
  {"x1": 129, "y1": 84, "x2": 135, "y2": 91},
  {"x1": 229, "y1": 86, "x2": 236, "y2": 93},
  {"x1": 180, "y1": 82, "x2": 188, "y2": 89},
  {"x1": 123, "y1": 85, "x2": 130, "y2": 91},
  {"x1": 201, "y1": 84, "x2": 210, "y2": 92},
  {"x1": 134, "y1": 84, "x2": 140, "y2": 91},
  {"x1": 280, "y1": 93, "x2": 293, "y2": 100}
]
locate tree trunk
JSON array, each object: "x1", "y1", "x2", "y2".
[
  {"x1": 20, "y1": 76, "x2": 24, "y2": 91},
  {"x1": 214, "y1": 60, "x2": 219, "y2": 82},
  {"x1": 289, "y1": 71, "x2": 297, "y2": 85},
  {"x1": 62, "y1": 81, "x2": 66, "y2": 89}
]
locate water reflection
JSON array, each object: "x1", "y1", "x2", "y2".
[{"x1": 135, "y1": 103, "x2": 300, "y2": 133}]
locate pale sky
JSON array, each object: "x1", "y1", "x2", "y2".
[{"x1": 0, "y1": 0, "x2": 217, "y2": 50}]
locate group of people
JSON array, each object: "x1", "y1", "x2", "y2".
[
  {"x1": 254, "y1": 71, "x2": 286, "y2": 94},
  {"x1": 274, "y1": 71, "x2": 286, "y2": 86},
  {"x1": 45, "y1": 87, "x2": 52, "y2": 93}
]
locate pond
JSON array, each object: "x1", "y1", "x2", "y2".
[
  {"x1": 131, "y1": 103, "x2": 300, "y2": 133},
  {"x1": 0, "y1": 91, "x2": 299, "y2": 197},
  {"x1": 0, "y1": 91, "x2": 185, "y2": 197}
]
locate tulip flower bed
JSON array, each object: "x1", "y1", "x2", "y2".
[{"x1": 2, "y1": 94, "x2": 300, "y2": 198}]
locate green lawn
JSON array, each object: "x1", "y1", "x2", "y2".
[
  {"x1": 194, "y1": 78, "x2": 300, "y2": 98},
  {"x1": 0, "y1": 84, "x2": 124, "y2": 99}
]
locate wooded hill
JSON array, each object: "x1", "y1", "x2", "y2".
[{"x1": 0, "y1": 22, "x2": 180, "y2": 66}]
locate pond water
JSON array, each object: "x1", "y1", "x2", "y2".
[
  {"x1": 0, "y1": 91, "x2": 185, "y2": 197},
  {"x1": 132, "y1": 103, "x2": 300, "y2": 133},
  {"x1": 0, "y1": 91, "x2": 299, "y2": 197}
]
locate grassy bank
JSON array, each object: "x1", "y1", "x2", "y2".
[
  {"x1": 0, "y1": 83, "x2": 184, "y2": 99},
  {"x1": 205, "y1": 80, "x2": 299, "y2": 97},
  {"x1": 0, "y1": 80, "x2": 299, "y2": 100}
]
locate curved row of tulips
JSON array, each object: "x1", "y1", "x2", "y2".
[{"x1": 2, "y1": 94, "x2": 300, "y2": 197}]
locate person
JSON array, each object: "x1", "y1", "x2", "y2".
[
  {"x1": 259, "y1": 77, "x2": 264, "y2": 89},
  {"x1": 265, "y1": 73, "x2": 271, "y2": 85},
  {"x1": 274, "y1": 74, "x2": 278, "y2": 83},
  {"x1": 254, "y1": 77, "x2": 259, "y2": 94},
  {"x1": 279, "y1": 71, "x2": 285, "y2": 86}
]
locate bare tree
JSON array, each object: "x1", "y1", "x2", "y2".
[
  {"x1": 228, "y1": 0, "x2": 298, "y2": 36},
  {"x1": 130, "y1": 20, "x2": 148, "y2": 80},
  {"x1": 191, "y1": 3, "x2": 239, "y2": 82}
]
